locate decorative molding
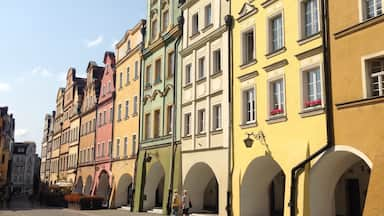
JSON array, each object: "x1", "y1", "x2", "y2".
[
  {"x1": 237, "y1": 1, "x2": 258, "y2": 22},
  {"x1": 295, "y1": 46, "x2": 323, "y2": 60},
  {"x1": 143, "y1": 84, "x2": 174, "y2": 104},
  {"x1": 261, "y1": 0, "x2": 279, "y2": 8},
  {"x1": 263, "y1": 59, "x2": 288, "y2": 72},
  {"x1": 334, "y1": 14, "x2": 384, "y2": 39},
  {"x1": 336, "y1": 96, "x2": 384, "y2": 109},
  {"x1": 238, "y1": 71, "x2": 259, "y2": 82}
]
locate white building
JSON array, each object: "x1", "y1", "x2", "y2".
[
  {"x1": 11, "y1": 142, "x2": 37, "y2": 195},
  {"x1": 180, "y1": 0, "x2": 231, "y2": 215}
]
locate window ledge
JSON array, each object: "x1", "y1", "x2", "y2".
[
  {"x1": 240, "y1": 60, "x2": 257, "y2": 70},
  {"x1": 297, "y1": 32, "x2": 321, "y2": 46},
  {"x1": 201, "y1": 23, "x2": 214, "y2": 33},
  {"x1": 266, "y1": 47, "x2": 287, "y2": 59},
  {"x1": 299, "y1": 107, "x2": 325, "y2": 118},
  {"x1": 211, "y1": 70, "x2": 223, "y2": 79},
  {"x1": 183, "y1": 82, "x2": 193, "y2": 89},
  {"x1": 190, "y1": 32, "x2": 200, "y2": 40},
  {"x1": 195, "y1": 133, "x2": 207, "y2": 138},
  {"x1": 266, "y1": 115, "x2": 287, "y2": 124},
  {"x1": 196, "y1": 77, "x2": 207, "y2": 84},
  {"x1": 336, "y1": 95, "x2": 384, "y2": 109},
  {"x1": 240, "y1": 122, "x2": 258, "y2": 129},
  {"x1": 182, "y1": 135, "x2": 192, "y2": 140},
  {"x1": 211, "y1": 129, "x2": 223, "y2": 135}
]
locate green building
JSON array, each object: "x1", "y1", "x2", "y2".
[{"x1": 133, "y1": 0, "x2": 182, "y2": 214}]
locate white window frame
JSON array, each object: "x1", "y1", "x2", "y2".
[
  {"x1": 268, "y1": 76, "x2": 286, "y2": 118},
  {"x1": 360, "y1": 0, "x2": 383, "y2": 21},
  {"x1": 185, "y1": 64, "x2": 192, "y2": 85},
  {"x1": 363, "y1": 55, "x2": 384, "y2": 97},
  {"x1": 191, "y1": 13, "x2": 199, "y2": 36},
  {"x1": 213, "y1": 49, "x2": 222, "y2": 74},
  {"x1": 184, "y1": 113, "x2": 192, "y2": 136},
  {"x1": 242, "y1": 88, "x2": 256, "y2": 124},
  {"x1": 197, "y1": 109, "x2": 206, "y2": 134},
  {"x1": 299, "y1": 0, "x2": 320, "y2": 39},
  {"x1": 301, "y1": 65, "x2": 324, "y2": 110},
  {"x1": 212, "y1": 104, "x2": 222, "y2": 130},
  {"x1": 198, "y1": 57, "x2": 206, "y2": 80},
  {"x1": 267, "y1": 11, "x2": 285, "y2": 53},
  {"x1": 241, "y1": 27, "x2": 256, "y2": 65},
  {"x1": 205, "y1": 4, "x2": 212, "y2": 27}
]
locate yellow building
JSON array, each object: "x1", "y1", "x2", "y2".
[
  {"x1": 231, "y1": 0, "x2": 327, "y2": 215},
  {"x1": 111, "y1": 20, "x2": 144, "y2": 208}
]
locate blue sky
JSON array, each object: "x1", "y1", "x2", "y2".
[{"x1": 0, "y1": 0, "x2": 146, "y2": 155}]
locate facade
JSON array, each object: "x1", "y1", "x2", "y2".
[
  {"x1": 75, "y1": 62, "x2": 103, "y2": 195},
  {"x1": 40, "y1": 114, "x2": 53, "y2": 182},
  {"x1": 133, "y1": 0, "x2": 182, "y2": 214},
  {"x1": 112, "y1": 20, "x2": 144, "y2": 209},
  {"x1": 0, "y1": 107, "x2": 15, "y2": 193},
  {"x1": 310, "y1": 1, "x2": 384, "y2": 215},
  {"x1": 231, "y1": 0, "x2": 327, "y2": 215},
  {"x1": 92, "y1": 52, "x2": 115, "y2": 206},
  {"x1": 11, "y1": 142, "x2": 37, "y2": 195},
  {"x1": 179, "y1": 0, "x2": 230, "y2": 215},
  {"x1": 50, "y1": 88, "x2": 65, "y2": 184}
]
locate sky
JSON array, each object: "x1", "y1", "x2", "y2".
[{"x1": 0, "y1": 0, "x2": 146, "y2": 156}]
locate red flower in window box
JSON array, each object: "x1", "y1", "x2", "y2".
[
  {"x1": 304, "y1": 99, "x2": 322, "y2": 108},
  {"x1": 270, "y1": 108, "x2": 284, "y2": 116}
]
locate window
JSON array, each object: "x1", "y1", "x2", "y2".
[
  {"x1": 168, "y1": 52, "x2": 175, "y2": 78},
  {"x1": 303, "y1": 67, "x2": 322, "y2": 108},
  {"x1": 126, "y1": 67, "x2": 130, "y2": 85},
  {"x1": 146, "y1": 65, "x2": 152, "y2": 87},
  {"x1": 162, "y1": 10, "x2": 169, "y2": 32},
  {"x1": 363, "y1": 0, "x2": 382, "y2": 20},
  {"x1": 197, "y1": 109, "x2": 205, "y2": 133},
  {"x1": 243, "y1": 88, "x2": 256, "y2": 123},
  {"x1": 155, "y1": 59, "x2": 161, "y2": 83},
  {"x1": 198, "y1": 57, "x2": 205, "y2": 79},
  {"x1": 103, "y1": 110, "x2": 107, "y2": 124},
  {"x1": 125, "y1": 100, "x2": 129, "y2": 119},
  {"x1": 127, "y1": 40, "x2": 131, "y2": 52},
  {"x1": 167, "y1": 105, "x2": 173, "y2": 134},
  {"x1": 185, "y1": 64, "x2": 192, "y2": 84},
  {"x1": 132, "y1": 135, "x2": 137, "y2": 156},
  {"x1": 242, "y1": 29, "x2": 255, "y2": 65},
  {"x1": 124, "y1": 137, "x2": 128, "y2": 156},
  {"x1": 270, "y1": 79, "x2": 285, "y2": 116},
  {"x1": 108, "y1": 141, "x2": 113, "y2": 156},
  {"x1": 213, "y1": 104, "x2": 222, "y2": 130},
  {"x1": 110, "y1": 107, "x2": 113, "y2": 123},
  {"x1": 269, "y1": 14, "x2": 284, "y2": 52},
  {"x1": 116, "y1": 139, "x2": 120, "y2": 158},
  {"x1": 205, "y1": 4, "x2": 212, "y2": 27},
  {"x1": 133, "y1": 96, "x2": 138, "y2": 114},
  {"x1": 151, "y1": 19, "x2": 158, "y2": 40},
  {"x1": 213, "y1": 49, "x2": 221, "y2": 73},
  {"x1": 145, "y1": 113, "x2": 151, "y2": 139},
  {"x1": 119, "y1": 72, "x2": 123, "y2": 88},
  {"x1": 118, "y1": 104, "x2": 122, "y2": 121},
  {"x1": 192, "y1": 13, "x2": 199, "y2": 35},
  {"x1": 99, "y1": 113, "x2": 103, "y2": 127},
  {"x1": 134, "y1": 61, "x2": 139, "y2": 80},
  {"x1": 367, "y1": 58, "x2": 384, "y2": 97},
  {"x1": 302, "y1": 0, "x2": 319, "y2": 37},
  {"x1": 154, "y1": 110, "x2": 160, "y2": 138}
]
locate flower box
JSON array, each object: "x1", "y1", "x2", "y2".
[
  {"x1": 304, "y1": 99, "x2": 322, "y2": 108},
  {"x1": 270, "y1": 108, "x2": 284, "y2": 116}
]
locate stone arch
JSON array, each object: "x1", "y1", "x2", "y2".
[
  {"x1": 183, "y1": 162, "x2": 219, "y2": 214},
  {"x1": 95, "y1": 170, "x2": 112, "y2": 207},
  {"x1": 115, "y1": 173, "x2": 133, "y2": 207},
  {"x1": 240, "y1": 156, "x2": 285, "y2": 216},
  {"x1": 143, "y1": 161, "x2": 166, "y2": 211},
  {"x1": 310, "y1": 145, "x2": 372, "y2": 216},
  {"x1": 84, "y1": 175, "x2": 93, "y2": 195}
]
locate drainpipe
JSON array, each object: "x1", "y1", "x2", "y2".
[
  {"x1": 132, "y1": 19, "x2": 147, "y2": 212},
  {"x1": 289, "y1": 0, "x2": 333, "y2": 215},
  {"x1": 167, "y1": 14, "x2": 184, "y2": 215},
  {"x1": 225, "y1": 9, "x2": 234, "y2": 216}
]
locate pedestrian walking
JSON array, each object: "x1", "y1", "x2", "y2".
[
  {"x1": 172, "y1": 191, "x2": 181, "y2": 216},
  {"x1": 182, "y1": 190, "x2": 192, "y2": 216}
]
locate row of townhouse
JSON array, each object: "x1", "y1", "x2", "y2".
[
  {"x1": 40, "y1": 0, "x2": 384, "y2": 215},
  {"x1": 0, "y1": 107, "x2": 15, "y2": 197}
]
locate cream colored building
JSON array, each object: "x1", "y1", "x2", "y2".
[{"x1": 180, "y1": 0, "x2": 230, "y2": 215}]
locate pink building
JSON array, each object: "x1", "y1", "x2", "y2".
[{"x1": 92, "y1": 52, "x2": 116, "y2": 206}]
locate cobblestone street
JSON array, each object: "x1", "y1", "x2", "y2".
[{"x1": 0, "y1": 196, "x2": 156, "y2": 216}]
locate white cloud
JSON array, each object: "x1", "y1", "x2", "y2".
[
  {"x1": 15, "y1": 129, "x2": 29, "y2": 138},
  {"x1": 0, "y1": 82, "x2": 11, "y2": 92},
  {"x1": 86, "y1": 35, "x2": 103, "y2": 48},
  {"x1": 32, "y1": 66, "x2": 53, "y2": 77}
]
